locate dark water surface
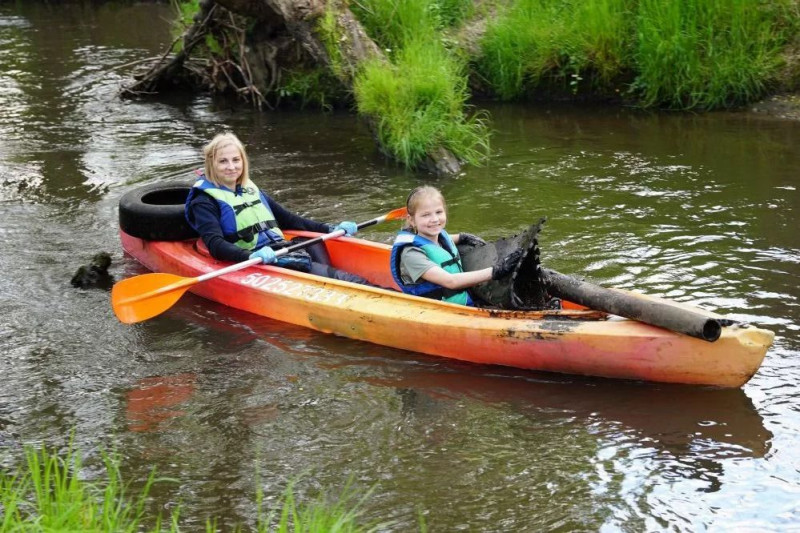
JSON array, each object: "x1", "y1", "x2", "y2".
[{"x1": 1, "y1": 3, "x2": 799, "y2": 531}]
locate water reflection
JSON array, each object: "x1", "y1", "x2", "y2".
[
  {"x1": 126, "y1": 374, "x2": 196, "y2": 432},
  {"x1": 365, "y1": 369, "x2": 771, "y2": 459}
]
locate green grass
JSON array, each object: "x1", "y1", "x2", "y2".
[
  {"x1": 355, "y1": 37, "x2": 489, "y2": 168},
  {"x1": 262, "y1": 478, "x2": 384, "y2": 533},
  {"x1": 0, "y1": 444, "x2": 384, "y2": 532},
  {"x1": 351, "y1": 0, "x2": 490, "y2": 169},
  {"x1": 478, "y1": 0, "x2": 796, "y2": 109},
  {"x1": 0, "y1": 444, "x2": 177, "y2": 532},
  {"x1": 634, "y1": 0, "x2": 787, "y2": 109},
  {"x1": 478, "y1": 0, "x2": 632, "y2": 100},
  {"x1": 351, "y1": 0, "x2": 475, "y2": 53}
]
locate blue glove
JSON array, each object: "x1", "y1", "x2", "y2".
[
  {"x1": 335, "y1": 221, "x2": 358, "y2": 236},
  {"x1": 250, "y1": 247, "x2": 277, "y2": 264}
]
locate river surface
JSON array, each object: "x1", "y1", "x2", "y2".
[{"x1": 1, "y1": 3, "x2": 799, "y2": 531}]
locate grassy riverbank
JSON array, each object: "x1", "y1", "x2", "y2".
[
  {"x1": 346, "y1": 0, "x2": 800, "y2": 169},
  {"x1": 168, "y1": 0, "x2": 800, "y2": 170},
  {"x1": 1, "y1": 444, "x2": 383, "y2": 532},
  {"x1": 478, "y1": 0, "x2": 800, "y2": 109}
]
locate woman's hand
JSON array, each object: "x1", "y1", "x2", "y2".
[
  {"x1": 250, "y1": 247, "x2": 277, "y2": 264},
  {"x1": 335, "y1": 221, "x2": 358, "y2": 236}
]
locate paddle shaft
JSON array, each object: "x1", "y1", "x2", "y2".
[
  {"x1": 121, "y1": 225, "x2": 367, "y2": 305},
  {"x1": 113, "y1": 207, "x2": 406, "y2": 319}
]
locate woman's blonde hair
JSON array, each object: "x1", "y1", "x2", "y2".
[
  {"x1": 203, "y1": 132, "x2": 250, "y2": 188},
  {"x1": 404, "y1": 185, "x2": 446, "y2": 232}
]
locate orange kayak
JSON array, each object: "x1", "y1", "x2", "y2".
[{"x1": 119, "y1": 229, "x2": 773, "y2": 388}]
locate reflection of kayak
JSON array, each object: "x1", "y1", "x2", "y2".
[
  {"x1": 119, "y1": 224, "x2": 773, "y2": 388},
  {"x1": 363, "y1": 368, "x2": 772, "y2": 458}
]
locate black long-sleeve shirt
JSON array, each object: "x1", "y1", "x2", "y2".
[{"x1": 187, "y1": 190, "x2": 332, "y2": 262}]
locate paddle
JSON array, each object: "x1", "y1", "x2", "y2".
[{"x1": 112, "y1": 207, "x2": 408, "y2": 324}]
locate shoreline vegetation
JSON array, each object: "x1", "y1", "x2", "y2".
[
  {"x1": 124, "y1": 0, "x2": 800, "y2": 174},
  {"x1": 0, "y1": 443, "x2": 390, "y2": 532}
]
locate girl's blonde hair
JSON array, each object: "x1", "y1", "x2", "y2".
[
  {"x1": 404, "y1": 185, "x2": 447, "y2": 232},
  {"x1": 203, "y1": 132, "x2": 250, "y2": 188},
  {"x1": 406, "y1": 185, "x2": 446, "y2": 215}
]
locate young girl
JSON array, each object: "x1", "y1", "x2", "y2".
[
  {"x1": 184, "y1": 132, "x2": 369, "y2": 284},
  {"x1": 390, "y1": 186, "x2": 522, "y2": 306}
]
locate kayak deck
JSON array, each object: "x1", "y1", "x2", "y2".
[{"x1": 119, "y1": 230, "x2": 773, "y2": 387}]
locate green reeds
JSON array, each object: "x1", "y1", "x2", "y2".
[
  {"x1": 479, "y1": 0, "x2": 631, "y2": 100},
  {"x1": 634, "y1": 0, "x2": 785, "y2": 109},
  {"x1": 1, "y1": 444, "x2": 382, "y2": 532},
  {"x1": 352, "y1": 0, "x2": 489, "y2": 169},
  {"x1": 355, "y1": 37, "x2": 490, "y2": 168},
  {"x1": 260, "y1": 478, "x2": 384, "y2": 533},
  {"x1": 479, "y1": 0, "x2": 794, "y2": 109},
  {"x1": 0, "y1": 444, "x2": 177, "y2": 532},
  {"x1": 351, "y1": 0, "x2": 475, "y2": 52}
]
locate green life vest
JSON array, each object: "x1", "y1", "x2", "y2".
[
  {"x1": 198, "y1": 181, "x2": 284, "y2": 250},
  {"x1": 391, "y1": 230, "x2": 471, "y2": 305}
]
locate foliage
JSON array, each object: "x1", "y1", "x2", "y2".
[
  {"x1": 355, "y1": 37, "x2": 489, "y2": 168},
  {"x1": 478, "y1": 0, "x2": 796, "y2": 109},
  {"x1": 317, "y1": 8, "x2": 346, "y2": 78},
  {"x1": 279, "y1": 67, "x2": 345, "y2": 111},
  {"x1": 634, "y1": 0, "x2": 789, "y2": 109},
  {"x1": 0, "y1": 444, "x2": 388, "y2": 532},
  {"x1": 351, "y1": 0, "x2": 489, "y2": 168},
  {"x1": 256, "y1": 477, "x2": 386, "y2": 533},
  {"x1": 478, "y1": 0, "x2": 632, "y2": 100},
  {"x1": 351, "y1": 0, "x2": 474, "y2": 53},
  {"x1": 170, "y1": 0, "x2": 200, "y2": 52},
  {"x1": 0, "y1": 443, "x2": 178, "y2": 532}
]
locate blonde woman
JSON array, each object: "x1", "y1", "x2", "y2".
[{"x1": 185, "y1": 132, "x2": 368, "y2": 283}]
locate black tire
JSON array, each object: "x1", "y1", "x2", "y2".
[{"x1": 118, "y1": 182, "x2": 198, "y2": 241}]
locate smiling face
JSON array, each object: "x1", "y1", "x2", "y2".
[
  {"x1": 212, "y1": 143, "x2": 244, "y2": 189},
  {"x1": 203, "y1": 133, "x2": 250, "y2": 189},
  {"x1": 409, "y1": 193, "x2": 447, "y2": 242}
]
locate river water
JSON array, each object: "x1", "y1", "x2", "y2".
[{"x1": 1, "y1": 3, "x2": 799, "y2": 531}]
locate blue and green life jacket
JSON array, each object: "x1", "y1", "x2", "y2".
[
  {"x1": 185, "y1": 177, "x2": 285, "y2": 250},
  {"x1": 390, "y1": 229, "x2": 472, "y2": 306}
]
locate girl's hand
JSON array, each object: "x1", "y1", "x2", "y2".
[
  {"x1": 458, "y1": 232, "x2": 486, "y2": 247},
  {"x1": 491, "y1": 249, "x2": 523, "y2": 280}
]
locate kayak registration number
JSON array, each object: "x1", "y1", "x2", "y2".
[{"x1": 240, "y1": 273, "x2": 351, "y2": 306}]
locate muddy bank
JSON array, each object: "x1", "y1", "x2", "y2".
[{"x1": 748, "y1": 92, "x2": 800, "y2": 120}]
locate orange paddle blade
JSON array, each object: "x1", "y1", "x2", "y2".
[
  {"x1": 385, "y1": 207, "x2": 408, "y2": 221},
  {"x1": 112, "y1": 273, "x2": 197, "y2": 324}
]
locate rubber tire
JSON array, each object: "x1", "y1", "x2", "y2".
[{"x1": 118, "y1": 182, "x2": 198, "y2": 241}]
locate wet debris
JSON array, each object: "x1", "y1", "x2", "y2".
[
  {"x1": 70, "y1": 252, "x2": 114, "y2": 290},
  {"x1": 459, "y1": 218, "x2": 558, "y2": 310}
]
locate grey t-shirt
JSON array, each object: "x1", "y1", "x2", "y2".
[{"x1": 399, "y1": 246, "x2": 437, "y2": 284}]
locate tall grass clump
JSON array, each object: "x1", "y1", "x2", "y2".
[
  {"x1": 0, "y1": 444, "x2": 178, "y2": 532},
  {"x1": 257, "y1": 478, "x2": 386, "y2": 532},
  {"x1": 355, "y1": 37, "x2": 489, "y2": 168},
  {"x1": 634, "y1": 0, "x2": 788, "y2": 109},
  {"x1": 351, "y1": 0, "x2": 474, "y2": 52},
  {"x1": 351, "y1": 0, "x2": 489, "y2": 169},
  {"x1": 478, "y1": 0, "x2": 632, "y2": 100},
  {"x1": 1, "y1": 444, "x2": 393, "y2": 532}
]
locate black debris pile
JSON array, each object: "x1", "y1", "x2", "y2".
[{"x1": 459, "y1": 217, "x2": 557, "y2": 310}]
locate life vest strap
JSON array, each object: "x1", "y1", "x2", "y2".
[{"x1": 232, "y1": 198, "x2": 263, "y2": 215}]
